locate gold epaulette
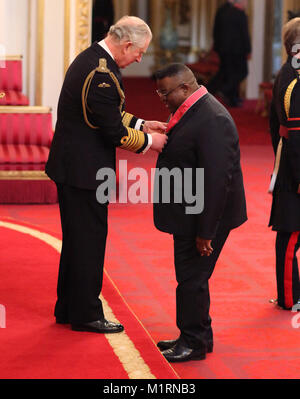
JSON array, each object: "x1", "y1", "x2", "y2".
[
  {"x1": 81, "y1": 58, "x2": 125, "y2": 129},
  {"x1": 120, "y1": 127, "x2": 145, "y2": 153}
]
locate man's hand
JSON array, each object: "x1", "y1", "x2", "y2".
[
  {"x1": 196, "y1": 237, "x2": 213, "y2": 257},
  {"x1": 151, "y1": 133, "x2": 168, "y2": 153},
  {"x1": 143, "y1": 120, "x2": 167, "y2": 134}
]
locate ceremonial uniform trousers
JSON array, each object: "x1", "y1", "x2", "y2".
[
  {"x1": 275, "y1": 231, "x2": 300, "y2": 309},
  {"x1": 269, "y1": 58, "x2": 300, "y2": 309},
  {"x1": 55, "y1": 183, "x2": 108, "y2": 323}
]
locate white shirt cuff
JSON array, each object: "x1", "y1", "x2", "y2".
[
  {"x1": 135, "y1": 118, "x2": 144, "y2": 131},
  {"x1": 142, "y1": 134, "x2": 152, "y2": 154}
]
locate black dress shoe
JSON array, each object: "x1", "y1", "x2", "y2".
[
  {"x1": 71, "y1": 319, "x2": 124, "y2": 333},
  {"x1": 157, "y1": 339, "x2": 179, "y2": 351},
  {"x1": 56, "y1": 317, "x2": 69, "y2": 324},
  {"x1": 157, "y1": 338, "x2": 213, "y2": 353},
  {"x1": 162, "y1": 342, "x2": 206, "y2": 362}
]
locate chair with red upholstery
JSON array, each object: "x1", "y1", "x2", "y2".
[
  {"x1": 0, "y1": 56, "x2": 29, "y2": 106},
  {"x1": 186, "y1": 50, "x2": 220, "y2": 84},
  {"x1": 0, "y1": 106, "x2": 57, "y2": 203}
]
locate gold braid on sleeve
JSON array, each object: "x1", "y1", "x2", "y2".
[
  {"x1": 81, "y1": 58, "x2": 126, "y2": 129},
  {"x1": 120, "y1": 127, "x2": 145, "y2": 152},
  {"x1": 121, "y1": 111, "x2": 134, "y2": 127},
  {"x1": 284, "y1": 78, "x2": 297, "y2": 119}
]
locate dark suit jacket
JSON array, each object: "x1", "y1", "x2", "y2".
[
  {"x1": 154, "y1": 92, "x2": 247, "y2": 239},
  {"x1": 213, "y1": 2, "x2": 251, "y2": 56},
  {"x1": 269, "y1": 58, "x2": 300, "y2": 232},
  {"x1": 46, "y1": 42, "x2": 148, "y2": 190}
]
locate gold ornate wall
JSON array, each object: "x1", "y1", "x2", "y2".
[{"x1": 75, "y1": 0, "x2": 92, "y2": 56}]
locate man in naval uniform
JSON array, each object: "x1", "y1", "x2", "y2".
[
  {"x1": 153, "y1": 63, "x2": 247, "y2": 362},
  {"x1": 268, "y1": 17, "x2": 300, "y2": 310},
  {"x1": 46, "y1": 16, "x2": 167, "y2": 333}
]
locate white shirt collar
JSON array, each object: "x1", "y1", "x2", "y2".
[{"x1": 98, "y1": 39, "x2": 115, "y2": 61}]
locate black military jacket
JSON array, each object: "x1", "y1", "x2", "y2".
[
  {"x1": 46, "y1": 42, "x2": 148, "y2": 190},
  {"x1": 269, "y1": 58, "x2": 300, "y2": 231}
]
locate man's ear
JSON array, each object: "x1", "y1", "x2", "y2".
[
  {"x1": 123, "y1": 41, "x2": 133, "y2": 52},
  {"x1": 181, "y1": 83, "x2": 190, "y2": 94}
]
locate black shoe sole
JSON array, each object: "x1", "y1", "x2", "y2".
[
  {"x1": 71, "y1": 325, "x2": 124, "y2": 334},
  {"x1": 164, "y1": 353, "x2": 207, "y2": 362},
  {"x1": 158, "y1": 341, "x2": 213, "y2": 353},
  {"x1": 56, "y1": 319, "x2": 69, "y2": 324}
]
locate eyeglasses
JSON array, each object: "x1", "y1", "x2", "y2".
[{"x1": 156, "y1": 83, "x2": 185, "y2": 98}]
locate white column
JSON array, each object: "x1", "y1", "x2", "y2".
[
  {"x1": 42, "y1": 0, "x2": 64, "y2": 125},
  {"x1": 187, "y1": 0, "x2": 199, "y2": 63},
  {"x1": 28, "y1": 0, "x2": 37, "y2": 105},
  {"x1": 199, "y1": 0, "x2": 207, "y2": 51},
  {"x1": 1, "y1": 0, "x2": 29, "y2": 93},
  {"x1": 0, "y1": 0, "x2": 7, "y2": 53},
  {"x1": 246, "y1": 0, "x2": 266, "y2": 99},
  {"x1": 137, "y1": 0, "x2": 148, "y2": 21}
]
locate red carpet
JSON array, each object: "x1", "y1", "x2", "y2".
[
  {"x1": 0, "y1": 220, "x2": 178, "y2": 379},
  {"x1": 0, "y1": 78, "x2": 299, "y2": 380}
]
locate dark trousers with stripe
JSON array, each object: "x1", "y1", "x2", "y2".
[
  {"x1": 276, "y1": 231, "x2": 300, "y2": 309},
  {"x1": 54, "y1": 183, "x2": 108, "y2": 324},
  {"x1": 173, "y1": 229, "x2": 229, "y2": 351}
]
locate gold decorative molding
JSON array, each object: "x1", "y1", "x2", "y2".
[
  {"x1": 64, "y1": 0, "x2": 71, "y2": 75},
  {"x1": 0, "y1": 106, "x2": 52, "y2": 114},
  {"x1": 0, "y1": 55, "x2": 23, "y2": 61},
  {"x1": 0, "y1": 171, "x2": 50, "y2": 181},
  {"x1": 75, "y1": 0, "x2": 92, "y2": 56},
  {"x1": 36, "y1": 0, "x2": 45, "y2": 106}
]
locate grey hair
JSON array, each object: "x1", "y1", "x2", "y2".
[{"x1": 108, "y1": 16, "x2": 152, "y2": 48}]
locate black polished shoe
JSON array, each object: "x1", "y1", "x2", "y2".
[
  {"x1": 71, "y1": 319, "x2": 124, "y2": 333},
  {"x1": 56, "y1": 318, "x2": 69, "y2": 324},
  {"x1": 162, "y1": 342, "x2": 206, "y2": 362},
  {"x1": 157, "y1": 338, "x2": 213, "y2": 353},
  {"x1": 157, "y1": 339, "x2": 179, "y2": 351}
]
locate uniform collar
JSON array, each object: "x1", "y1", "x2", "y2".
[{"x1": 98, "y1": 39, "x2": 115, "y2": 61}]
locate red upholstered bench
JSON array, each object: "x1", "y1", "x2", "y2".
[
  {"x1": 186, "y1": 50, "x2": 220, "y2": 84},
  {"x1": 0, "y1": 56, "x2": 29, "y2": 106},
  {"x1": 0, "y1": 106, "x2": 57, "y2": 203}
]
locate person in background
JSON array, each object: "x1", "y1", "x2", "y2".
[
  {"x1": 268, "y1": 17, "x2": 300, "y2": 310},
  {"x1": 92, "y1": 0, "x2": 114, "y2": 42},
  {"x1": 208, "y1": 0, "x2": 251, "y2": 107}
]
